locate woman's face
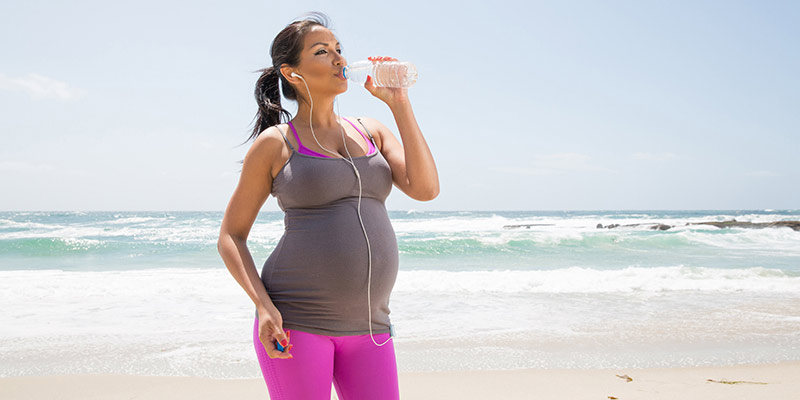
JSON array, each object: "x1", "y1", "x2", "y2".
[{"x1": 284, "y1": 26, "x2": 348, "y2": 98}]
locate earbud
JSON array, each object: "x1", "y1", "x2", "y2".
[{"x1": 291, "y1": 72, "x2": 302, "y2": 78}]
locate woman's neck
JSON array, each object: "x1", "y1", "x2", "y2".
[{"x1": 294, "y1": 99, "x2": 341, "y2": 129}]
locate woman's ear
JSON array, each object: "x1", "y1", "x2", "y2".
[{"x1": 280, "y1": 66, "x2": 299, "y2": 83}]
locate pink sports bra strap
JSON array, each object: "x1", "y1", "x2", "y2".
[
  {"x1": 287, "y1": 121, "x2": 303, "y2": 148},
  {"x1": 341, "y1": 117, "x2": 375, "y2": 148}
]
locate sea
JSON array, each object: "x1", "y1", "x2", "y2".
[{"x1": 1, "y1": 210, "x2": 799, "y2": 378}]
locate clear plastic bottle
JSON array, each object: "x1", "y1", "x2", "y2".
[{"x1": 343, "y1": 60, "x2": 418, "y2": 88}]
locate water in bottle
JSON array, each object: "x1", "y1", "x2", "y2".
[{"x1": 343, "y1": 60, "x2": 418, "y2": 88}]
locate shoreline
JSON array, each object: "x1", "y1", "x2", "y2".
[{"x1": 2, "y1": 361, "x2": 798, "y2": 400}]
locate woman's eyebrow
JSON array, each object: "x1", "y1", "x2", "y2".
[{"x1": 310, "y1": 41, "x2": 341, "y2": 48}]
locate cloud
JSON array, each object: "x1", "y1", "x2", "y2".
[
  {"x1": 0, "y1": 72, "x2": 87, "y2": 100},
  {"x1": 633, "y1": 152, "x2": 677, "y2": 161},
  {"x1": 745, "y1": 170, "x2": 779, "y2": 177},
  {"x1": 489, "y1": 152, "x2": 615, "y2": 176}
]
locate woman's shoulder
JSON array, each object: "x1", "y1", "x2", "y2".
[
  {"x1": 255, "y1": 124, "x2": 289, "y2": 146},
  {"x1": 250, "y1": 125, "x2": 294, "y2": 179},
  {"x1": 249, "y1": 125, "x2": 292, "y2": 161}
]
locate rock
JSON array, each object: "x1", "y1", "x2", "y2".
[
  {"x1": 687, "y1": 220, "x2": 800, "y2": 231},
  {"x1": 597, "y1": 219, "x2": 800, "y2": 232}
]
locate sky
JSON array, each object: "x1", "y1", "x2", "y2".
[{"x1": 1, "y1": 0, "x2": 798, "y2": 211}]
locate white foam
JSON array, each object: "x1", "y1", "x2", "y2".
[
  {"x1": 393, "y1": 266, "x2": 800, "y2": 294},
  {"x1": 2, "y1": 267, "x2": 798, "y2": 377},
  {"x1": 676, "y1": 226, "x2": 800, "y2": 254},
  {"x1": 104, "y1": 216, "x2": 166, "y2": 224},
  {"x1": 0, "y1": 214, "x2": 287, "y2": 246},
  {"x1": 0, "y1": 268, "x2": 244, "y2": 337},
  {"x1": 4, "y1": 266, "x2": 795, "y2": 340}
]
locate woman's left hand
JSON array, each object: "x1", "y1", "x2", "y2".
[{"x1": 364, "y1": 56, "x2": 410, "y2": 107}]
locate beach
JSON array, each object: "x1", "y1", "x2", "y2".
[
  {"x1": 2, "y1": 210, "x2": 799, "y2": 398},
  {"x1": 2, "y1": 361, "x2": 798, "y2": 399},
  {"x1": 3, "y1": 0, "x2": 798, "y2": 396}
]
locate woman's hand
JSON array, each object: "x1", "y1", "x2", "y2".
[
  {"x1": 256, "y1": 305, "x2": 293, "y2": 359},
  {"x1": 364, "y1": 56, "x2": 410, "y2": 108}
]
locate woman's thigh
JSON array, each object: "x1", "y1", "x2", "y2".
[
  {"x1": 331, "y1": 333, "x2": 399, "y2": 400},
  {"x1": 253, "y1": 317, "x2": 335, "y2": 399}
]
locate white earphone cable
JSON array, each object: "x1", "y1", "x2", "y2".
[{"x1": 295, "y1": 74, "x2": 391, "y2": 347}]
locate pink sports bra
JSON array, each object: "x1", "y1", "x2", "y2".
[{"x1": 286, "y1": 117, "x2": 377, "y2": 158}]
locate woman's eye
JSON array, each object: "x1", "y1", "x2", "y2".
[{"x1": 316, "y1": 49, "x2": 343, "y2": 55}]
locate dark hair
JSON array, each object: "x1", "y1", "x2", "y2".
[{"x1": 241, "y1": 11, "x2": 334, "y2": 147}]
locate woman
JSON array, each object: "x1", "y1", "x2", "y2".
[{"x1": 217, "y1": 11, "x2": 438, "y2": 400}]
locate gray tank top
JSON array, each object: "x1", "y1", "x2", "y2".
[{"x1": 255, "y1": 119, "x2": 398, "y2": 337}]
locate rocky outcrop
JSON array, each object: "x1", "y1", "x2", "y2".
[
  {"x1": 502, "y1": 219, "x2": 800, "y2": 231},
  {"x1": 686, "y1": 220, "x2": 800, "y2": 231},
  {"x1": 594, "y1": 219, "x2": 800, "y2": 232},
  {"x1": 595, "y1": 223, "x2": 671, "y2": 230}
]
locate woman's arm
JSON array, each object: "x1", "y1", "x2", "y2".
[
  {"x1": 217, "y1": 128, "x2": 283, "y2": 313},
  {"x1": 362, "y1": 57, "x2": 439, "y2": 201}
]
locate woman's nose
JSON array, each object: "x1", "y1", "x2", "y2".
[{"x1": 334, "y1": 52, "x2": 345, "y2": 64}]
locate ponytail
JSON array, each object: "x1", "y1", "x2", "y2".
[
  {"x1": 241, "y1": 66, "x2": 291, "y2": 146},
  {"x1": 240, "y1": 11, "x2": 331, "y2": 148}
]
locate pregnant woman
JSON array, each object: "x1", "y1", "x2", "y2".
[{"x1": 217, "y1": 11, "x2": 438, "y2": 400}]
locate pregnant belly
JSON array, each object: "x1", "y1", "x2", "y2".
[{"x1": 264, "y1": 199, "x2": 399, "y2": 317}]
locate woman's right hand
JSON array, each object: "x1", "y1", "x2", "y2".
[{"x1": 257, "y1": 305, "x2": 293, "y2": 359}]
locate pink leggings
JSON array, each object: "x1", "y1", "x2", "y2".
[{"x1": 253, "y1": 317, "x2": 400, "y2": 399}]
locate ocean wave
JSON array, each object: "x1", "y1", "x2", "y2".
[{"x1": 399, "y1": 226, "x2": 800, "y2": 255}]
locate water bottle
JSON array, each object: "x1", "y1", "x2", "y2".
[{"x1": 343, "y1": 60, "x2": 418, "y2": 88}]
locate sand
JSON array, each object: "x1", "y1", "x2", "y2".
[{"x1": 1, "y1": 361, "x2": 798, "y2": 399}]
